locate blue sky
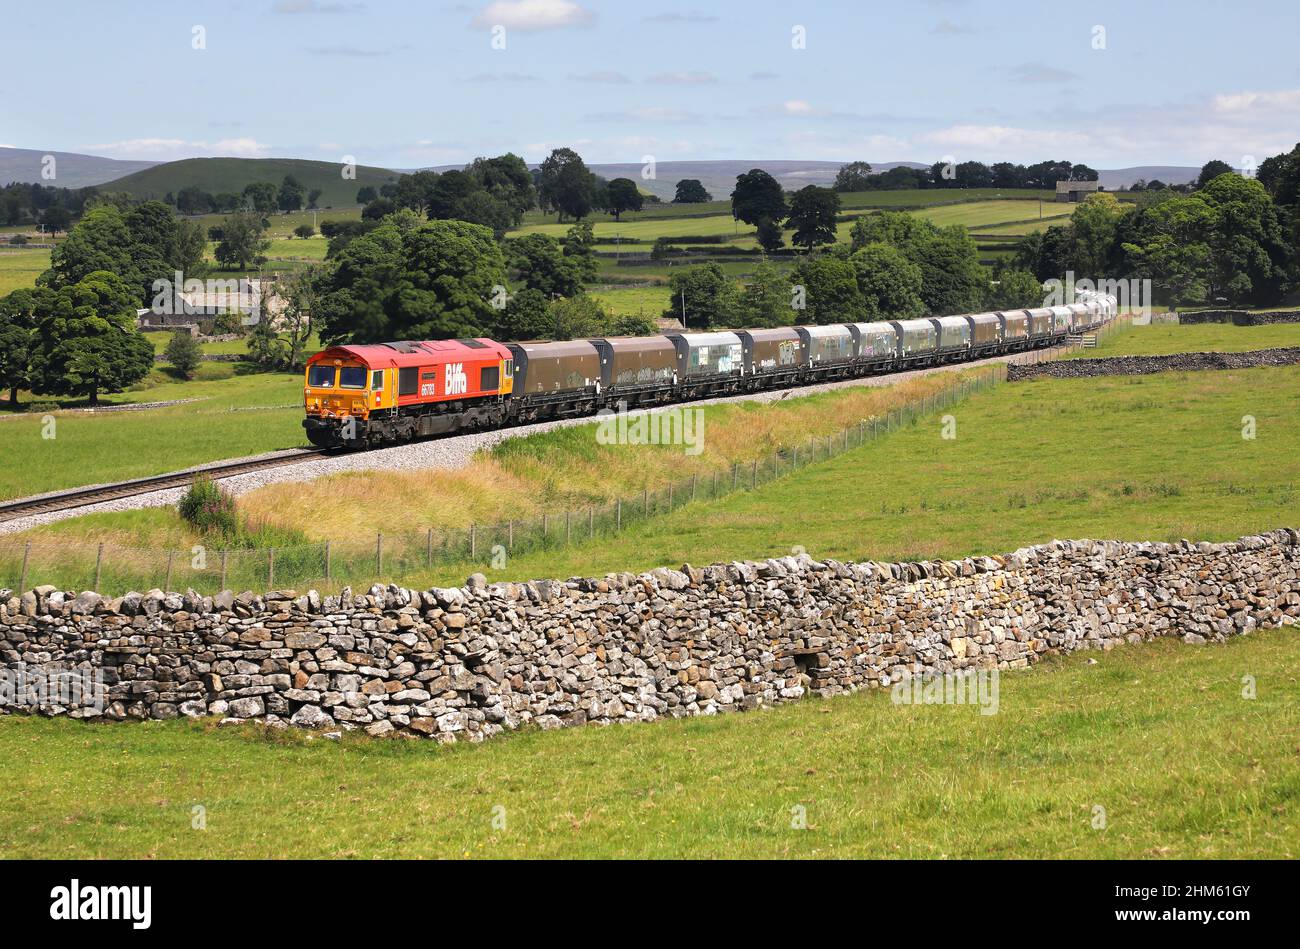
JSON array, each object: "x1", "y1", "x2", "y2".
[{"x1": 4, "y1": 0, "x2": 1299, "y2": 168}]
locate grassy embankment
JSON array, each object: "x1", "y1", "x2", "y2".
[{"x1": 0, "y1": 616, "x2": 1294, "y2": 859}]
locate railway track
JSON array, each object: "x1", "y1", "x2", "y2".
[{"x1": 0, "y1": 448, "x2": 327, "y2": 524}]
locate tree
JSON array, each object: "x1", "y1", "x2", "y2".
[
  {"x1": 246, "y1": 316, "x2": 288, "y2": 369},
  {"x1": 1197, "y1": 160, "x2": 1235, "y2": 189},
  {"x1": 736, "y1": 261, "x2": 793, "y2": 327},
  {"x1": 176, "y1": 186, "x2": 213, "y2": 215},
  {"x1": 849, "y1": 210, "x2": 927, "y2": 251},
  {"x1": 791, "y1": 251, "x2": 862, "y2": 325},
  {"x1": 609, "y1": 312, "x2": 658, "y2": 336},
  {"x1": 307, "y1": 188, "x2": 323, "y2": 209},
  {"x1": 905, "y1": 225, "x2": 988, "y2": 314},
  {"x1": 1069, "y1": 192, "x2": 1128, "y2": 278},
  {"x1": 605, "y1": 178, "x2": 643, "y2": 221},
  {"x1": 164, "y1": 330, "x2": 202, "y2": 379},
  {"x1": 278, "y1": 175, "x2": 306, "y2": 213},
  {"x1": 362, "y1": 197, "x2": 398, "y2": 221},
  {"x1": 663, "y1": 263, "x2": 739, "y2": 329},
  {"x1": 44, "y1": 201, "x2": 197, "y2": 307},
  {"x1": 537, "y1": 147, "x2": 595, "y2": 221},
  {"x1": 544, "y1": 294, "x2": 610, "y2": 341},
  {"x1": 269, "y1": 266, "x2": 317, "y2": 369},
  {"x1": 467, "y1": 153, "x2": 536, "y2": 224},
  {"x1": 755, "y1": 217, "x2": 784, "y2": 253},
  {"x1": 851, "y1": 243, "x2": 924, "y2": 318},
  {"x1": 294, "y1": 223, "x2": 316, "y2": 239},
  {"x1": 356, "y1": 185, "x2": 379, "y2": 204},
  {"x1": 731, "y1": 169, "x2": 786, "y2": 227},
  {"x1": 41, "y1": 206, "x2": 73, "y2": 236},
  {"x1": 314, "y1": 218, "x2": 508, "y2": 343},
  {"x1": 785, "y1": 186, "x2": 841, "y2": 251},
  {"x1": 505, "y1": 233, "x2": 592, "y2": 298},
  {"x1": 954, "y1": 161, "x2": 994, "y2": 188},
  {"x1": 243, "y1": 182, "x2": 277, "y2": 214},
  {"x1": 987, "y1": 268, "x2": 1044, "y2": 310},
  {"x1": 214, "y1": 212, "x2": 271, "y2": 270},
  {"x1": 561, "y1": 221, "x2": 600, "y2": 285},
  {"x1": 833, "y1": 162, "x2": 874, "y2": 192},
  {"x1": 673, "y1": 179, "x2": 712, "y2": 203},
  {"x1": 0, "y1": 289, "x2": 35, "y2": 407},
  {"x1": 27, "y1": 271, "x2": 154, "y2": 405}
]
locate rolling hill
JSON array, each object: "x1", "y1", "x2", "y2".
[
  {"x1": 101, "y1": 157, "x2": 403, "y2": 208},
  {"x1": 0, "y1": 146, "x2": 159, "y2": 189}
]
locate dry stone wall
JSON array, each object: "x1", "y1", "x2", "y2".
[
  {"x1": 1178, "y1": 309, "x2": 1300, "y2": 326},
  {"x1": 2, "y1": 530, "x2": 1298, "y2": 741},
  {"x1": 1007, "y1": 348, "x2": 1300, "y2": 380}
]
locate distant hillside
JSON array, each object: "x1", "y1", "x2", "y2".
[
  {"x1": 102, "y1": 157, "x2": 402, "y2": 208},
  {"x1": 0, "y1": 146, "x2": 159, "y2": 189}
]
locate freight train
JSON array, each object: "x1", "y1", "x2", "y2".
[{"x1": 302, "y1": 292, "x2": 1117, "y2": 449}]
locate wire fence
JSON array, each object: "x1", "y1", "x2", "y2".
[{"x1": 1, "y1": 364, "x2": 1009, "y2": 598}]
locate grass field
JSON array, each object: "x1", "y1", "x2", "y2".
[
  {"x1": 0, "y1": 625, "x2": 1293, "y2": 859},
  {"x1": 400, "y1": 365, "x2": 1300, "y2": 585},
  {"x1": 0, "y1": 369, "x2": 304, "y2": 501},
  {"x1": 1064, "y1": 321, "x2": 1300, "y2": 358},
  {"x1": 589, "y1": 283, "x2": 673, "y2": 317},
  {"x1": 0, "y1": 248, "x2": 50, "y2": 294}
]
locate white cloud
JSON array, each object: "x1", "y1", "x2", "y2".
[
  {"x1": 646, "y1": 71, "x2": 717, "y2": 85},
  {"x1": 1008, "y1": 62, "x2": 1079, "y2": 84},
  {"x1": 272, "y1": 1, "x2": 363, "y2": 13},
  {"x1": 569, "y1": 70, "x2": 630, "y2": 83},
  {"x1": 931, "y1": 19, "x2": 975, "y2": 35},
  {"x1": 643, "y1": 11, "x2": 718, "y2": 23},
  {"x1": 470, "y1": 0, "x2": 594, "y2": 31},
  {"x1": 82, "y1": 137, "x2": 272, "y2": 158},
  {"x1": 1211, "y1": 89, "x2": 1300, "y2": 115},
  {"x1": 781, "y1": 100, "x2": 814, "y2": 115}
]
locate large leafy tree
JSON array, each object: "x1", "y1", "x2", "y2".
[
  {"x1": 27, "y1": 271, "x2": 154, "y2": 405},
  {"x1": 314, "y1": 218, "x2": 508, "y2": 343},
  {"x1": 791, "y1": 251, "x2": 862, "y2": 325},
  {"x1": 467, "y1": 153, "x2": 536, "y2": 224},
  {"x1": 786, "y1": 185, "x2": 841, "y2": 251},
  {"x1": 730, "y1": 169, "x2": 786, "y2": 227},
  {"x1": 0, "y1": 288, "x2": 36, "y2": 407},
  {"x1": 1069, "y1": 192, "x2": 1129, "y2": 278},
  {"x1": 833, "y1": 162, "x2": 874, "y2": 193},
  {"x1": 505, "y1": 233, "x2": 592, "y2": 298},
  {"x1": 277, "y1": 175, "x2": 306, "y2": 213},
  {"x1": 673, "y1": 179, "x2": 711, "y2": 203},
  {"x1": 988, "y1": 268, "x2": 1044, "y2": 310},
  {"x1": 662, "y1": 262, "x2": 739, "y2": 329},
  {"x1": 538, "y1": 147, "x2": 595, "y2": 222},
  {"x1": 243, "y1": 182, "x2": 277, "y2": 214},
  {"x1": 604, "y1": 178, "x2": 643, "y2": 221},
  {"x1": 904, "y1": 225, "x2": 989, "y2": 315},
  {"x1": 851, "y1": 243, "x2": 924, "y2": 318},
  {"x1": 43, "y1": 201, "x2": 201, "y2": 306},
  {"x1": 1196, "y1": 160, "x2": 1234, "y2": 189},
  {"x1": 214, "y1": 212, "x2": 271, "y2": 270},
  {"x1": 738, "y1": 261, "x2": 794, "y2": 327}
]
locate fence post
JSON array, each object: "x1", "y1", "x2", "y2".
[
  {"x1": 470, "y1": 524, "x2": 477, "y2": 560},
  {"x1": 220, "y1": 549, "x2": 228, "y2": 589},
  {"x1": 324, "y1": 542, "x2": 331, "y2": 581},
  {"x1": 426, "y1": 529, "x2": 432, "y2": 566},
  {"x1": 668, "y1": 481, "x2": 674, "y2": 508},
  {"x1": 566, "y1": 508, "x2": 572, "y2": 544},
  {"x1": 165, "y1": 551, "x2": 174, "y2": 592},
  {"x1": 19, "y1": 541, "x2": 30, "y2": 593},
  {"x1": 643, "y1": 488, "x2": 648, "y2": 517},
  {"x1": 751, "y1": 459, "x2": 757, "y2": 489},
  {"x1": 508, "y1": 520, "x2": 514, "y2": 551},
  {"x1": 94, "y1": 542, "x2": 104, "y2": 590},
  {"x1": 617, "y1": 499, "x2": 622, "y2": 531},
  {"x1": 793, "y1": 444, "x2": 798, "y2": 466},
  {"x1": 732, "y1": 463, "x2": 739, "y2": 490},
  {"x1": 588, "y1": 507, "x2": 594, "y2": 538},
  {"x1": 713, "y1": 470, "x2": 719, "y2": 496},
  {"x1": 542, "y1": 513, "x2": 548, "y2": 538},
  {"x1": 691, "y1": 473, "x2": 697, "y2": 502},
  {"x1": 376, "y1": 532, "x2": 383, "y2": 576},
  {"x1": 268, "y1": 548, "x2": 275, "y2": 589}
]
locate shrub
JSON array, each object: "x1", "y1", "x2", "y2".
[
  {"x1": 293, "y1": 223, "x2": 316, "y2": 239},
  {"x1": 178, "y1": 475, "x2": 240, "y2": 537},
  {"x1": 164, "y1": 331, "x2": 202, "y2": 378}
]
